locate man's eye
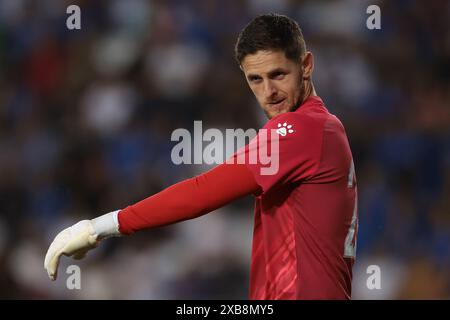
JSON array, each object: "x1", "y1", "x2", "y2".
[
  {"x1": 274, "y1": 72, "x2": 285, "y2": 79},
  {"x1": 249, "y1": 77, "x2": 262, "y2": 83}
]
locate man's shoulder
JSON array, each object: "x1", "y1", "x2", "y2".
[
  {"x1": 264, "y1": 109, "x2": 324, "y2": 130},
  {"x1": 262, "y1": 96, "x2": 339, "y2": 134}
]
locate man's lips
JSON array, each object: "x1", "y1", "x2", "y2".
[{"x1": 267, "y1": 98, "x2": 286, "y2": 109}]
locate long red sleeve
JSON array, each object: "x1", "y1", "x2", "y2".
[{"x1": 118, "y1": 163, "x2": 261, "y2": 235}]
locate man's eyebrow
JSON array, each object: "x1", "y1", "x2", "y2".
[
  {"x1": 246, "y1": 73, "x2": 261, "y2": 80},
  {"x1": 267, "y1": 68, "x2": 287, "y2": 77},
  {"x1": 247, "y1": 68, "x2": 287, "y2": 80}
]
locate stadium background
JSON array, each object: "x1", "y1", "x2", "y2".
[{"x1": 0, "y1": 0, "x2": 449, "y2": 299}]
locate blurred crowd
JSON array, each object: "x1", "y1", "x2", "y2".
[{"x1": 0, "y1": 0, "x2": 449, "y2": 299}]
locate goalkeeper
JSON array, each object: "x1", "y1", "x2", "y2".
[{"x1": 45, "y1": 14, "x2": 358, "y2": 300}]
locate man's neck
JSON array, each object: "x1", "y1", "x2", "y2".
[{"x1": 302, "y1": 81, "x2": 317, "y2": 103}]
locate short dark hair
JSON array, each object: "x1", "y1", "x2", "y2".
[{"x1": 234, "y1": 14, "x2": 306, "y2": 65}]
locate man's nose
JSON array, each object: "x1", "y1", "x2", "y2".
[{"x1": 263, "y1": 80, "x2": 277, "y2": 99}]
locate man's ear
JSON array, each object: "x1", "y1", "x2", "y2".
[{"x1": 301, "y1": 52, "x2": 314, "y2": 79}]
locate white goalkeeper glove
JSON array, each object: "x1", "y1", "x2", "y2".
[{"x1": 44, "y1": 210, "x2": 122, "y2": 281}]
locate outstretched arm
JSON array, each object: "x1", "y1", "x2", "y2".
[
  {"x1": 118, "y1": 162, "x2": 261, "y2": 234},
  {"x1": 44, "y1": 162, "x2": 261, "y2": 280}
]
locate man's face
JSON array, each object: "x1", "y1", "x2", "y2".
[{"x1": 241, "y1": 50, "x2": 304, "y2": 119}]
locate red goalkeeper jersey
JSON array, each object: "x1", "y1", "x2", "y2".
[
  {"x1": 118, "y1": 96, "x2": 357, "y2": 299},
  {"x1": 240, "y1": 96, "x2": 358, "y2": 299}
]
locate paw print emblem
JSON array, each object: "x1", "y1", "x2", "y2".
[{"x1": 276, "y1": 122, "x2": 294, "y2": 136}]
